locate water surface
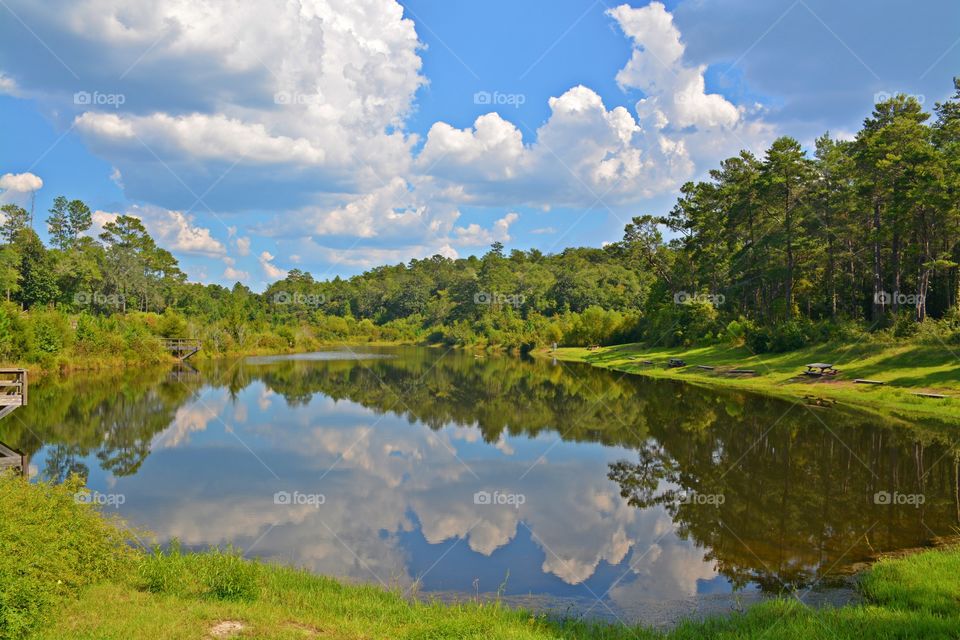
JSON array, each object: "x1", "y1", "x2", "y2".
[{"x1": 5, "y1": 347, "x2": 959, "y2": 626}]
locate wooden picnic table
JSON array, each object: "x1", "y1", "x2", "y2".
[{"x1": 804, "y1": 363, "x2": 838, "y2": 376}]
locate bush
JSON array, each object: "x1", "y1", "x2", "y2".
[
  {"x1": 892, "y1": 312, "x2": 919, "y2": 338},
  {"x1": 0, "y1": 474, "x2": 137, "y2": 639},
  {"x1": 156, "y1": 308, "x2": 188, "y2": 338},
  {"x1": 744, "y1": 319, "x2": 810, "y2": 353},
  {"x1": 27, "y1": 309, "x2": 70, "y2": 358}
]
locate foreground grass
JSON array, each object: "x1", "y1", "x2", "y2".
[
  {"x1": 549, "y1": 340, "x2": 960, "y2": 423},
  {"x1": 5, "y1": 476, "x2": 960, "y2": 639}
]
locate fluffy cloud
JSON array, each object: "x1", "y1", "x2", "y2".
[
  {"x1": 454, "y1": 212, "x2": 518, "y2": 247},
  {"x1": 75, "y1": 112, "x2": 328, "y2": 165},
  {"x1": 303, "y1": 241, "x2": 459, "y2": 269},
  {"x1": 223, "y1": 257, "x2": 249, "y2": 282},
  {"x1": 0, "y1": 73, "x2": 17, "y2": 96},
  {"x1": 92, "y1": 205, "x2": 226, "y2": 256},
  {"x1": 259, "y1": 251, "x2": 287, "y2": 279},
  {"x1": 0, "y1": 0, "x2": 777, "y2": 280},
  {"x1": 0, "y1": 0, "x2": 427, "y2": 209},
  {"x1": 609, "y1": 2, "x2": 740, "y2": 130},
  {"x1": 419, "y1": 86, "x2": 694, "y2": 207},
  {"x1": 0, "y1": 172, "x2": 43, "y2": 201},
  {"x1": 235, "y1": 236, "x2": 251, "y2": 257}
]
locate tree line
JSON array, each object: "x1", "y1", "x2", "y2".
[{"x1": 1, "y1": 80, "x2": 959, "y2": 362}]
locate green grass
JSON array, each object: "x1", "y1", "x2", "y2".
[
  {"x1": 549, "y1": 340, "x2": 960, "y2": 423},
  {"x1": 5, "y1": 472, "x2": 960, "y2": 639}
]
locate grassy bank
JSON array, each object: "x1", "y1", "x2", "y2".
[
  {"x1": 4, "y1": 474, "x2": 960, "y2": 639},
  {"x1": 549, "y1": 341, "x2": 960, "y2": 423}
]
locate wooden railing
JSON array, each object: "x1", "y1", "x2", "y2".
[
  {"x1": 0, "y1": 441, "x2": 26, "y2": 475},
  {"x1": 0, "y1": 369, "x2": 28, "y2": 475},
  {"x1": 160, "y1": 339, "x2": 202, "y2": 360},
  {"x1": 0, "y1": 369, "x2": 26, "y2": 421}
]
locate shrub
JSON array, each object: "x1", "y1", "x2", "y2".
[
  {"x1": 27, "y1": 309, "x2": 70, "y2": 358},
  {"x1": 0, "y1": 474, "x2": 137, "y2": 639},
  {"x1": 744, "y1": 319, "x2": 810, "y2": 353}
]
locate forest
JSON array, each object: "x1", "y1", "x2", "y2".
[{"x1": 1, "y1": 81, "x2": 959, "y2": 366}]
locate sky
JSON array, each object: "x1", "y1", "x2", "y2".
[{"x1": 1, "y1": 0, "x2": 958, "y2": 290}]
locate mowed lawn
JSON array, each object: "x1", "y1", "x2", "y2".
[{"x1": 552, "y1": 341, "x2": 960, "y2": 423}]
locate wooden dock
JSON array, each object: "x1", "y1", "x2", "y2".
[
  {"x1": 0, "y1": 441, "x2": 26, "y2": 474},
  {"x1": 0, "y1": 369, "x2": 28, "y2": 475},
  {"x1": 161, "y1": 338, "x2": 201, "y2": 361},
  {"x1": 0, "y1": 369, "x2": 27, "y2": 421}
]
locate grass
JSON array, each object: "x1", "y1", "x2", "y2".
[
  {"x1": 4, "y1": 474, "x2": 960, "y2": 639},
  {"x1": 548, "y1": 340, "x2": 960, "y2": 423}
]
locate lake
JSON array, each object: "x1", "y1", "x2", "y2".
[{"x1": 4, "y1": 346, "x2": 959, "y2": 627}]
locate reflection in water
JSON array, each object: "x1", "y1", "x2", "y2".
[{"x1": 4, "y1": 347, "x2": 959, "y2": 625}]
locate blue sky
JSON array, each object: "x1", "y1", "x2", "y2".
[{"x1": 1, "y1": 0, "x2": 958, "y2": 290}]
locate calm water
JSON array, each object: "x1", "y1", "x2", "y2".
[{"x1": 4, "y1": 347, "x2": 959, "y2": 626}]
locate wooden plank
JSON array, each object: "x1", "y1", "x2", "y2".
[
  {"x1": 696, "y1": 365, "x2": 715, "y2": 370},
  {"x1": 728, "y1": 369, "x2": 756, "y2": 374},
  {"x1": 0, "y1": 396, "x2": 23, "y2": 406},
  {"x1": 912, "y1": 392, "x2": 949, "y2": 399},
  {"x1": 854, "y1": 379, "x2": 885, "y2": 385}
]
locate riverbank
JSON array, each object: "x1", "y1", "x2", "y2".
[
  {"x1": 549, "y1": 341, "x2": 960, "y2": 424},
  {"x1": 0, "y1": 339, "x2": 415, "y2": 379},
  {"x1": 4, "y1": 473, "x2": 959, "y2": 640}
]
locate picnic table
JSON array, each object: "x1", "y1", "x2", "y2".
[{"x1": 804, "y1": 362, "x2": 838, "y2": 376}]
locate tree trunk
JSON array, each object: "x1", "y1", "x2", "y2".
[{"x1": 872, "y1": 201, "x2": 883, "y2": 322}]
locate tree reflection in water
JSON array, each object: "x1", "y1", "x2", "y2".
[{"x1": 4, "y1": 346, "x2": 958, "y2": 593}]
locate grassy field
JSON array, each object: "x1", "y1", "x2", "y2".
[
  {"x1": 4, "y1": 474, "x2": 960, "y2": 639},
  {"x1": 549, "y1": 340, "x2": 960, "y2": 423}
]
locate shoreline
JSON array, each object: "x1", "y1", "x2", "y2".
[
  {"x1": 8, "y1": 475, "x2": 960, "y2": 639},
  {"x1": 546, "y1": 341, "x2": 960, "y2": 425}
]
